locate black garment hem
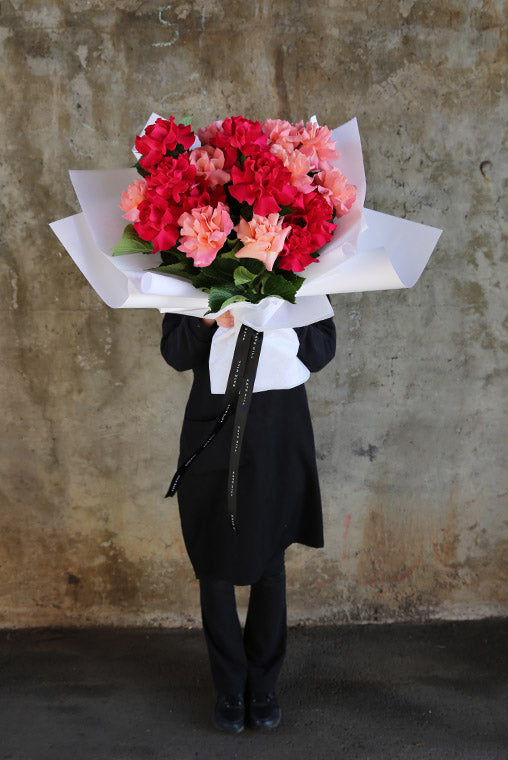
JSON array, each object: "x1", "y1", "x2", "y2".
[{"x1": 193, "y1": 539, "x2": 324, "y2": 586}]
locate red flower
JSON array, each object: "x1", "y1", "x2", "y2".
[
  {"x1": 277, "y1": 226, "x2": 316, "y2": 272},
  {"x1": 182, "y1": 183, "x2": 227, "y2": 212},
  {"x1": 289, "y1": 191, "x2": 337, "y2": 250},
  {"x1": 277, "y1": 190, "x2": 338, "y2": 272},
  {"x1": 134, "y1": 196, "x2": 180, "y2": 253},
  {"x1": 229, "y1": 153, "x2": 298, "y2": 215},
  {"x1": 146, "y1": 154, "x2": 197, "y2": 204},
  {"x1": 208, "y1": 116, "x2": 269, "y2": 167},
  {"x1": 135, "y1": 117, "x2": 195, "y2": 169}
]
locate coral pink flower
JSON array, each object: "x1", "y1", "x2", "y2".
[
  {"x1": 283, "y1": 149, "x2": 315, "y2": 194},
  {"x1": 235, "y1": 213, "x2": 291, "y2": 272},
  {"x1": 262, "y1": 119, "x2": 301, "y2": 153},
  {"x1": 315, "y1": 168, "x2": 357, "y2": 216},
  {"x1": 177, "y1": 202, "x2": 233, "y2": 267},
  {"x1": 298, "y1": 122, "x2": 339, "y2": 170},
  {"x1": 188, "y1": 146, "x2": 231, "y2": 188},
  {"x1": 119, "y1": 178, "x2": 147, "y2": 222}
]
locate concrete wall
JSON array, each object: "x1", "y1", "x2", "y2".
[{"x1": 1, "y1": 0, "x2": 506, "y2": 628}]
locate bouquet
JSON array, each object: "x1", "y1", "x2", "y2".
[
  {"x1": 114, "y1": 114, "x2": 357, "y2": 315},
  {"x1": 50, "y1": 113, "x2": 442, "y2": 392}
]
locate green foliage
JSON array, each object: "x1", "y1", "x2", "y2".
[
  {"x1": 233, "y1": 266, "x2": 257, "y2": 285},
  {"x1": 133, "y1": 160, "x2": 149, "y2": 178},
  {"x1": 208, "y1": 285, "x2": 245, "y2": 313},
  {"x1": 151, "y1": 261, "x2": 194, "y2": 277},
  {"x1": 112, "y1": 225, "x2": 153, "y2": 256},
  {"x1": 260, "y1": 270, "x2": 304, "y2": 303},
  {"x1": 136, "y1": 236, "x2": 305, "y2": 312}
]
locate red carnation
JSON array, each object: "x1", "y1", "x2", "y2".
[
  {"x1": 229, "y1": 152, "x2": 298, "y2": 215},
  {"x1": 146, "y1": 154, "x2": 197, "y2": 204},
  {"x1": 182, "y1": 183, "x2": 227, "y2": 213},
  {"x1": 304, "y1": 192, "x2": 337, "y2": 249},
  {"x1": 208, "y1": 116, "x2": 269, "y2": 168},
  {"x1": 277, "y1": 226, "x2": 316, "y2": 272},
  {"x1": 134, "y1": 196, "x2": 180, "y2": 253},
  {"x1": 289, "y1": 191, "x2": 337, "y2": 250},
  {"x1": 135, "y1": 117, "x2": 195, "y2": 169}
]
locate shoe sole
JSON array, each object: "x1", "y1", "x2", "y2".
[
  {"x1": 250, "y1": 713, "x2": 281, "y2": 730},
  {"x1": 213, "y1": 719, "x2": 245, "y2": 734}
]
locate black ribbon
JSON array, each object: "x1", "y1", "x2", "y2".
[{"x1": 165, "y1": 325, "x2": 264, "y2": 534}]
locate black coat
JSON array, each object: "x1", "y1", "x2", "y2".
[{"x1": 160, "y1": 313, "x2": 336, "y2": 585}]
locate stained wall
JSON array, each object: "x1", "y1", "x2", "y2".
[{"x1": 1, "y1": 0, "x2": 506, "y2": 627}]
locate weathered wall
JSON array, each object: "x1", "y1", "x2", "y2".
[{"x1": 0, "y1": 0, "x2": 506, "y2": 628}]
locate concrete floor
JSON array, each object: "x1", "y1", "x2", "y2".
[{"x1": 0, "y1": 620, "x2": 506, "y2": 760}]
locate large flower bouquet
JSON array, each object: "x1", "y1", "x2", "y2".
[
  {"x1": 50, "y1": 111, "x2": 442, "y2": 391},
  {"x1": 114, "y1": 115, "x2": 357, "y2": 314}
]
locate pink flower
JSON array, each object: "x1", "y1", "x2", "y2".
[
  {"x1": 119, "y1": 178, "x2": 147, "y2": 222},
  {"x1": 283, "y1": 149, "x2": 315, "y2": 194},
  {"x1": 262, "y1": 118, "x2": 301, "y2": 153},
  {"x1": 177, "y1": 202, "x2": 233, "y2": 267},
  {"x1": 315, "y1": 168, "x2": 357, "y2": 216},
  {"x1": 298, "y1": 122, "x2": 339, "y2": 170},
  {"x1": 188, "y1": 145, "x2": 231, "y2": 188},
  {"x1": 235, "y1": 213, "x2": 291, "y2": 272},
  {"x1": 197, "y1": 120, "x2": 223, "y2": 144}
]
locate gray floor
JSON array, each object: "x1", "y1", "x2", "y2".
[{"x1": 0, "y1": 620, "x2": 507, "y2": 760}]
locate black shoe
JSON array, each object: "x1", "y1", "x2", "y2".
[
  {"x1": 213, "y1": 693, "x2": 245, "y2": 734},
  {"x1": 248, "y1": 691, "x2": 281, "y2": 729}
]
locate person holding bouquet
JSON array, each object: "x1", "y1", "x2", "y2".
[{"x1": 160, "y1": 307, "x2": 336, "y2": 733}]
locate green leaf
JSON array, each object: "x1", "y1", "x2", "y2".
[
  {"x1": 208, "y1": 285, "x2": 243, "y2": 313},
  {"x1": 192, "y1": 268, "x2": 228, "y2": 289},
  {"x1": 260, "y1": 271, "x2": 303, "y2": 304},
  {"x1": 233, "y1": 266, "x2": 257, "y2": 286},
  {"x1": 112, "y1": 225, "x2": 153, "y2": 256},
  {"x1": 179, "y1": 115, "x2": 193, "y2": 127},
  {"x1": 159, "y1": 247, "x2": 183, "y2": 266},
  {"x1": 279, "y1": 204, "x2": 295, "y2": 216},
  {"x1": 132, "y1": 160, "x2": 149, "y2": 178},
  {"x1": 151, "y1": 261, "x2": 195, "y2": 279},
  {"x1": 220, "y1": 294, "x2": 248, "y2": 308}
]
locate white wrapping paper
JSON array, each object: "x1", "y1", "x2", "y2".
[{"x1": 49, "y1": 115, "x2": 442, "y2": 393}]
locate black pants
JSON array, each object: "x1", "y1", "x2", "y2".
[{"x1": 199, "y1": 551, "x2": 286, "y2": 695}]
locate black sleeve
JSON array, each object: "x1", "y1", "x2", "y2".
[
  {"x1": 294, "y1": 317, "x2": 336, "y2": 373},
  {"x1": 160, "y1": 313, "x2": 217, "y2": 372}
]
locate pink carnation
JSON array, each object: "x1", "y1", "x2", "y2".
[
  {"x1": 188, "y1": 145, "x2": 231, "y2": 188},
  {"x1": 235, "y1": 213, "x2": 291, "y2": 272},
  {"x1": 119, "y1": 178, "x2": 147, "y2": 222},
  {"x1": 315, "y1": 168, "x2": 357, "y2": 216},
  {"x1": 298, "y1": 122, "x2": 339, "y2": 170},
  {"x1": 283, "y1": 149, "x2": 315, "y2": 194},
  {"x1": 262, "y1": 118, "x2": 301, "y2": 153},
  {"x1": 177, "y1": 202, "x2": 233, "y2": 267}
]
